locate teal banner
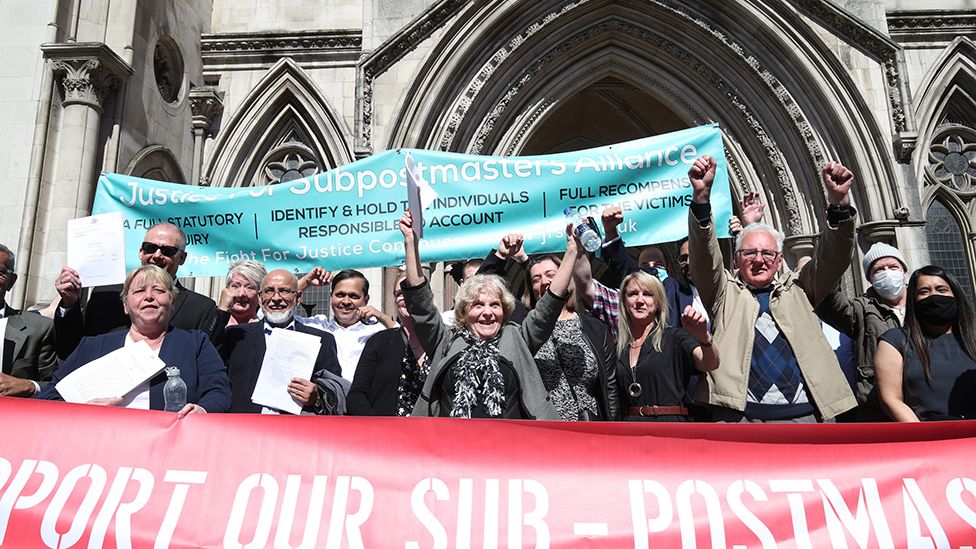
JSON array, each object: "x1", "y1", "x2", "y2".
[{"x1": 92, "y1": 124, "x2": 732, "y2": 277}]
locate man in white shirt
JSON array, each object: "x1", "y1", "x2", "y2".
[{"x1": 298, "y1": 269, "x2": 395, "y2": 382}]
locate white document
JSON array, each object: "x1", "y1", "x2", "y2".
[
  {"x1": 405, "y1": 152, "x2": 438, "y2": 238},
  {"x1": 55, "y1": 340, "x2": 165, "y2": 403},
  {"x1": 67, "y1": 212, "x2": 127, "y2": 287},
  {"x1": 251, "y1": 328, "x2": 321, "y2": 414}
]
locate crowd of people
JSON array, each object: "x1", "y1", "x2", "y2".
[{"x1": 3, "y1": 154, "x2": 974, "y2": 423}]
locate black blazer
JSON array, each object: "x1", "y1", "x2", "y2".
[
  {"x1": 347, "y1": 328, "x2": 411, "y2": 416},
  {"x1": 219, "y1": 321, "x2": 341, "y2": 413},
  {"x1": 55, "y1": 282, "x2": 218, "y2": 359}
]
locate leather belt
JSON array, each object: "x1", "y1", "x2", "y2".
[{"x1": 628, "y1": 405, "x2": 689, "y2": 417}]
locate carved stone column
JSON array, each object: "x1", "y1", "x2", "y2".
[
  {"x1": 783, "y1": 234, "x2": 817, "y2": 268},
  {"x1": 33, "y1": 43, "x2": 132, "y2": 297},
  {"x1": 189, "y1": 86, "x2": 223, "y2": 186}
]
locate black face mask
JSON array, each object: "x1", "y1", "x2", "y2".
[{"x1": 915, "y1": 294, "x2": 958, "y2": 326}]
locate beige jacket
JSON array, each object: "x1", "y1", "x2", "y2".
[{"x1": 688, "y1": 209, "x2": 857, "y2": 420}]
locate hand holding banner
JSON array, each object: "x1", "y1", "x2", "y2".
[{"x1": 93, "y1": 124, "x2": 733, "y2": 276}]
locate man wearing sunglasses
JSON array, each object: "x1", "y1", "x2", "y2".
[
  {"x1": 686, "y1": 155, "x2": 857, "y2": 423},
  {"x1": 53, "y1": 223, "x2": 218, "y2": 358}
]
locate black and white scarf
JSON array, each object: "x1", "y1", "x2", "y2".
[{"x1": 450, "y1": 330, "x2": 505, "y2": 418}]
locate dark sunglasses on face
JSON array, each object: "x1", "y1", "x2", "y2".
[{"x1": 141, "y1": 242, "x2": 182, "y2": 257}]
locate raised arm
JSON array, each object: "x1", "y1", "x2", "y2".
[
  {"x1": 686, "y1": 155, "x2": 727, "y2": 316},
  {"x1": 519, "y1": 226, "x2": 577, "y2": 354},
  {"x1": 600, "y1": 207, "x2": 638, "y2": 288},
  {"x1": 400, "y1": 211, "x2": 424, "y2": 287},
  {"x1": 398, "y1": 211, "x2": 446, "y2": 356},
  {"x1": 796, "y1": 162, "x2": 857, "y2": 307}
]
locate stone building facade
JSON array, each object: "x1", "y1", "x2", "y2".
[{"x1": 1, "y1": 0, "x2": 975, "y2": 312}]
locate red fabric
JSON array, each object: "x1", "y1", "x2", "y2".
[{"x1": 2, "y1": 397, "x2": 975, "y2": 548}]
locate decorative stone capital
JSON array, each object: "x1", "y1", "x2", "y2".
[
  {"x1": 783, "y1": 234, "x2": 817, "y2": 263},
  {"x1": 858, "y1": 220, "x2": 900, "y2": 244},
  {"x1": 42, "y1": 42, "x2": 132, "y2": 112},
  {"x1": 189, "y1": 86, "x2": 224, "y2": 137}
]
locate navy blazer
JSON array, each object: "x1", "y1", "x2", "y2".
[
  {"x1": 219, "y1": 321, "x2": 342, "y2": 413},
  {"x1": 54, "y1": 282, "x2": 218, "y2": 360},
  {"x1": 37, "y1": 328, "x2": 232, "y2": 412}
]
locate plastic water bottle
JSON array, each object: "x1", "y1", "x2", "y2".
[
  {"x1": 163, "y1": 366, "x2": 187, "y2": 412},
  {"x1": 563, "y1": 207, "x2": 602, "y2": 252}
]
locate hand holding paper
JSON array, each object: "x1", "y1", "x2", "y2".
[
  {"x1": 66, "y1": 211, "x2": 127, "y2": 287},
  {"x1": 405, "y1": 152, "x2": 438, "y2": 239}
]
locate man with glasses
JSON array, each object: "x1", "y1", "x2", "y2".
[
  {"x1": 53, "y1": 223, "x2": 218, "y2": 358},
  {"x1": 686, "y1": 155, "x2": 857, "y2": 423},
  {"x1": 0, "y1": 244, "x2": 57, "y2": 396},
  {"x1": 219, "y1": 269, "x2": 345, "y2": 414}
]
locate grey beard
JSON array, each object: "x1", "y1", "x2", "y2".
[{"x1": 264, "y1": 307, "x2": 295, "y2": 326}]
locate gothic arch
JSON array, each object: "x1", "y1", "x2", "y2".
[
  {"x1": 913, "y1": 37, "x2": 976, "y2": 166},
  {"x1": 124, "y1": 145, "x2": 187, "y2": 184},
  {"x1": 205, "y1": 58, "x2": 354, "y2": 187},
  {"x1": 383, "y1": 0, "x2": 902, "y2": 238}
]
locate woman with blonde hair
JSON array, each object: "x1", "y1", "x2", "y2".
[{"x1": 615, "y1": 270, "x2": 718, "y2": 421}]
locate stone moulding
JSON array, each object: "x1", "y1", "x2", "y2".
[
  {"x1": 887, "y1": 10, "x2": 976, "y2": 43},
  {"x1": 356, "y1": 0, "x2": 472, "y2": 151},
  {"x1": 791, "y1": 0, "x2": 918, "y2": 158},
  {"x1": 201, "y1": 29, "x2": 362, "y2": 68}
]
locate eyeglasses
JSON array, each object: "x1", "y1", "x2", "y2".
[
  {"x1": 261, "y1": 287, "x2": 296, "y2": 298},
  {"x1": 737, "y1": 248, "x2": 780, "y2": 263},
  {"x1": 141, "y1": 242, "x2": 182, "y2": 257},
  {"x1": 0, "y1": 268, "x2": 13, "y2": 278}
]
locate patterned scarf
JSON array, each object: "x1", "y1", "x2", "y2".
[{"x1": 450, "y1": 329, "x2": 505, "y2": 418}]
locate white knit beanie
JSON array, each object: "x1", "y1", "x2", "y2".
[{"x1": 862, "y1": 242, "x2": 908, "y2": 275}]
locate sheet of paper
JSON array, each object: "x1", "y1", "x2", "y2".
[
  {"x1": 405, "y1": 152, "x2": 438, "y2": 239},
  {"x1": 67, "y1": 212, "x2": 127, "y2": 287},
  {"x1": 251, "y1": 328, "x2": 322, "y2": 414},
  {"x1": 55, "y1": 340, "x2": 165, "y2": 403}
]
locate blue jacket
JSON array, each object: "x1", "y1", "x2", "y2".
[{"x1": 38, "y1": 328, "x2": 232, "y2": 412}]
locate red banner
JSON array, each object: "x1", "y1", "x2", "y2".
[{"x1": 2, "y1": 397, "x2": 976, "y2": 548}]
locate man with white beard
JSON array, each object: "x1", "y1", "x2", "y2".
[{"x1": 220, "y1": 269, "x2": 347, "y2": 414}]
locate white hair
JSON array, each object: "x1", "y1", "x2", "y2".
[{"x1": 735, "y1": 223, "x2": 784, "y2": 253}]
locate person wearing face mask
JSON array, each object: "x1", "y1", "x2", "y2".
[
  {"x1": 874, "y1": 265, "x2": 976, "y2": 421},
  {"x1": 816, "y1": 242, "x2": 908, "y2": 421}
]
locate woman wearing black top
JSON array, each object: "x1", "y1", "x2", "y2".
[
  {"x1": 616, "y1": 271, "x2": 718, "y2": 421},
  {"x1": 347, "y1": 273, "x2": 430, "y2": 416},
  {"x1": 875, "y1": 265, "x2": 976, "y2": 421}
]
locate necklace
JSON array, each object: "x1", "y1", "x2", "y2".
[{"x1": 627, "y1": 322, "x2": 658, "y2": 398}]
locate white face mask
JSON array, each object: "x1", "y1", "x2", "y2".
[{"x1": 872, "y1": 269, "x2": 906, "y2": 301}]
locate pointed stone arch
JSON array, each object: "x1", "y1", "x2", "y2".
[
  {"x1": 124, "y1": 145, "x2": 188, "y2": 184},
  {"x1": 382, "y1": 0, "x2": 902, "y2": 244},
  {"x1": 204, "y1": 58, "x2": 354, "y2": 188},
  {"x1": 914, "y1": 38, "x2": 976, "y2": 166}
]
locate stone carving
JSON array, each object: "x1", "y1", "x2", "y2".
[
  {"x1": 153, "y1": 38, "x2": 184, "y2": 103},
  {"x1": 887, "y1": 11, "x2": 976, "y2": 37},
  {"x1": 201, "y1": 30, "x2": 362, "y2": 54},
  {"x1": 927, "y1": 129, "x2": 976, "y2": 192},
  {"x1": 358, "y1": 0, "x2": 473, "y2": 150},
  {"x1": 792, "y1": 0, "x2": 916, "y2": 143},
  {"x1": 50, "y1": 59, "x2": 117, "y2": 111},
  {"x1": 42, "y1": 42, "x2": 133, "y2": 113},
  {"x1": 189, "y1": 86, "x2": 224, "y2": 138},
  {"x1": 433, "y1": 4, "x2": 813, "y2": 233}
]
